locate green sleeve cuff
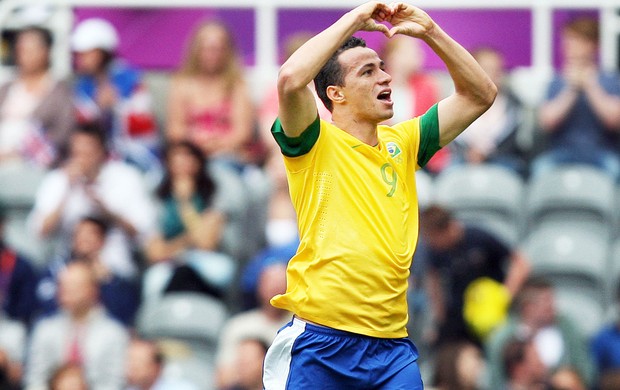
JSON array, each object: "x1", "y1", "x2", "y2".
[
  {"x1": 271, "y1": 115, "x2": 320, "y2": 157},
  {"x1": 417, "y1": 104, "x2": 441, "y2": 167}
]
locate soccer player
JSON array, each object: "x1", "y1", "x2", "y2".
[{"x1": 262, "y1": 2, "x2": 497, "y2": 388}]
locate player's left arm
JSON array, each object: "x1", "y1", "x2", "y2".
[{"x1": 387, "y1": 3, "x2": 497, "y2": 146}]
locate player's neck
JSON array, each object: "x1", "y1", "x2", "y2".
[{"x1": 332, "y1": 113, "x2": 378, "y2": 146}]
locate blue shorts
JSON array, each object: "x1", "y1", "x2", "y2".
[{"x1": 263, "y1": 317, "x2": 424, "y2": 389}]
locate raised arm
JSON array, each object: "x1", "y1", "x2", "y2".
[
  {"x1": 277, "y1": 1, "x2": 391, "y2": 137},
  {"x1": 387, "y1": 3, "x2": 497, "y2": 146}
]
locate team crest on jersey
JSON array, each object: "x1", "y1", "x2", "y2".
[{"x1": 386, "y1": 142, "x2": 401, "y2": 158}]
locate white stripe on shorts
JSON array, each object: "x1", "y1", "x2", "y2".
[{"x1": 263, "y1": 318, "x2": 306, "y2": 390}]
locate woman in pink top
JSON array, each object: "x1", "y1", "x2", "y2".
[{"x1": 167, "y1": 20, "x2": 254, "y2": 170}]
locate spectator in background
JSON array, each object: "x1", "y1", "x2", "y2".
[
  {"x1": 549, "y1": 366, "x2": 587, "y2": 390},
  {"x1": 380, "y1": 35, "x2": 448, "y2": 174},
  {"x1": 600, "y1": 370, "x2": 620, "y2": 390},
  {"x1": 167, "y1": 20, "x2": 255, "y2": 172},
  {"x1": 591, "y1": 284, "x2": 620, "y2": 377},
  {"x1": 0, "y1": 351, "x2": 20, "y2": 390},
  {"x1": 420, "y1": 204, "x2": 530, "y2": 345},
  {"x1": 486, "y1": 277, "x2": 593, "y2": 389},
  {"x1": 29, "y1": 124, "x2": 156, "y2": 280},
  {"x1": 502, "y1": 336, "x2": 548, "y2": 390},
  {"x1": 167, "y1": 20, "x2": 267, "y2": 259},
  {"x1": 215, "y1": 263, "x2": 289, "y2": 389},
  {"x1": 143, "y1": 141, "x2": 235, "y2": 300},
  {"x1": 221, "y1": 338, "x2": 268, "y2": 390},
  {"x1": 0, "y1": 26, "x2": 75, "y2": 168},
  {"x1": 0, "y1": 205, "x2": 39, "y2": 325},
  {"x1": 124, "y1": 338, "x2": 198, "y2": 390},
  {"x1": 71, "y1": 18, "x2": 161, "y2": 184},
  {"x1": 238, "y1": 236, "x2": 296, "y2": 310},
  {"x1": 452, "y1": 47, "x2": 528, "y2": 177},
  {"x1": 533, "y1": 16, "x2": 620, "y2": 181},
  {"x1": 25, "y1": 262, "x2": 129, "y2": 390},
  {"x1": 0, "y1": 313, "x2": 26, "y2": 390},
  {"x1": 36, "y1": 216, "x2": 141, "y2": 326},
  {"x1": 48, "y1": 363, "x2": 88, "y2": 390},
  {"x1": 431, "y1": 341, "x2": 486, "y2": 390}
]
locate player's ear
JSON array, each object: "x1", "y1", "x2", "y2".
[{"x1": 326, "y1": 85, "x2": 345, "y2": 107}]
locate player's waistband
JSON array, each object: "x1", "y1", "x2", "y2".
[{"x1": 292, "y1": 316, "x2": 374, "y2": 338}]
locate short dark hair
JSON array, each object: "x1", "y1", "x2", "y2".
[
  {"x1": 314, "y1": 36, "x2": 367, "y2": 112},
  {"x1": 420, "y1": 204, "x2": 454, "y2": 233},
  {"x1": 512, "y1": 276, "x2": 553, "y2": 312},
  {"x1": 157, "y1": 141, "x2": 217, "y2": 205},
  {"x1": 73, "y1": 122, "x2": 108, "y2": 152},
  {"x1": 78, "y1": 215, "x2": 110, "y2": 236}
]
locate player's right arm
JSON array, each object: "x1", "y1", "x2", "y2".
[{"x1": 277, "y1": 1, "x2": 391, "y2": 137}]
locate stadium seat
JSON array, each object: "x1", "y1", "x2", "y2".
[
  {"x1": 0, "y1": 161, "x2": 51, "y2": 266},
  {"x1": 159, "y1": 340, "x2": 216, "y2": 390},
  {"x1": 415, "y1": 169, "x2": 434, "y2": 209},
  {"x1": 142, "y1": 71, "x2": 171, "y2": 128},
  {"x1": 525, "y1": 164, "x2": 617, "y2": 239},
  {"x1": 136, "y1": 292, "x2": 229, "y2": 348},
  {"x1": 523, "y1": 224, "x2": 607, "y2": 283},
  {"x1": 433, "y1": 164, "x2": 525, "y2": 244},
  {"x1": 554, "y1": 285, "x2": 606, "y2": 338},
  {"x1": 0, "y1": 161, "x2": 47, "y2": 209},
  {"x1": 607, "y1": 239, "x2": 620, "y2": 307},
  {"x1": 523, "y1": 224, "x2": 609, "y2": 336},
  {"x1": 208, "y1": 163, "x2": 251, "y2": 262}
]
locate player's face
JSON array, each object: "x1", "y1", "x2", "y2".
[{"x1": 337, "y1": 47, "x2": 393, "y2": 122}]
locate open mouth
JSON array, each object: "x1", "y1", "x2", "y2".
[{"x1": 377, "y1": 90, "x2": 393, "y2": 104}]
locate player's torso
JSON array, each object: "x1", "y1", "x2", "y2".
[{"x1": 275, "y1": 121, "x2": 420, "y2": 337}]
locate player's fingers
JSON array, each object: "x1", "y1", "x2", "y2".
[
  {"x1": 377, "y1": 24, "x2": 391, "y2": 37},
  {"x1": 388, "y1": 26, "x2": 402, "y2": 37},
  {"x1": 372, "y1": 4, "x2": 392, "y2": 22},
  {"x1": 388, "y1": 2, "x2": 406, "y2": 13},
  {"x1": 370, "y1": 21, "x2": 390, "y2": 36}
]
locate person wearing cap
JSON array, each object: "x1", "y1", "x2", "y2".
[{"x1": 71, "y1": 18, "x2": 161, "y2": 185}]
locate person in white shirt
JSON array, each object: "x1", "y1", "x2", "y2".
[
  {"x1": 29, "y1": 123, "x2": 156, "y2": 278},
  {"x1": 25, "y1": 262, "x2": 129, "y2": 390}
]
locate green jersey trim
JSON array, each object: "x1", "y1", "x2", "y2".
[
  {"x1": 271, "y1": 115, "x2": 321, "y2": 157},
  {"x1": 417, "y1": 103, "x2": 441, "y2": 167}
]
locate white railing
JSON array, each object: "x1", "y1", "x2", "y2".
[{"x1": 0, "y1": 0, "x2": 618, "y2": 78}]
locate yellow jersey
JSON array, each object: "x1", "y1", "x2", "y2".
[{"x1": 270, "y1": 105, "x2": 440, "y2": 338}]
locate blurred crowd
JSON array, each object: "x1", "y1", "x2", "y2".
[{"x1": 0, "y1": 11, "x2": 619, "y2": 390}]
